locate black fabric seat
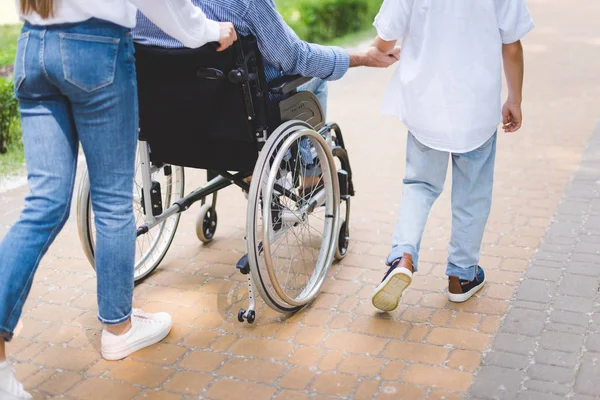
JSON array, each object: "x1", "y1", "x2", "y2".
[{"x1": 134, "y1": 36, "x2": 271, "y2": 172}]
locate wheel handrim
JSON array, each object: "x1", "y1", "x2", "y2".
[{"x1": 260, "y1": 129, "x2": 339, "y2": 307}]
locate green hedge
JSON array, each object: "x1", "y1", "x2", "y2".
[
  {"x1": 0, "y1": 77, "x2": 19, "y2": 154},
  {"x1": 276, "y1": 0, "x2": 380, "y2": 43}
]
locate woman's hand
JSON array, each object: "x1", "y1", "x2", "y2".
[{"x1": 217, "y1": 22, "x2": 237, "y2": 51}]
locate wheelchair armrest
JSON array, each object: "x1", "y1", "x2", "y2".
[{"x1": 268, "y1": 75, "x2": 313, "y2": 95}]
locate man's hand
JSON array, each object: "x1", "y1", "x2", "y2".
[
  {"x1": 349, "y1": 46, "x2": 400, "y2": 68},
  {"x1": 502, "y1": 101, "x2": 522, "y2": 133},
  {"x1": 217, "y1": 22, "x2": 237, "y2": 52}
]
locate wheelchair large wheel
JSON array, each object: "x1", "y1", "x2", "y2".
[
  {"x1": 247, "y1": 121, "x2": 340, "y2": 312},
  {"x1": 76, "y1": 149, "x2": 185, "y2": 282}
]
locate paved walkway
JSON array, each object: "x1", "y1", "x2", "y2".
[
  {"x1": 469, "y1": 124, "x2": 600, "y2": 400},
  {"x1": 1, "y1": 0, "x2": 600, "y2": 399}
]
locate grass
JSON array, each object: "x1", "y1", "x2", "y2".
[
  {"x1": 326, "y1": 27, "x2": 376, "y2": 47},
  {"x1": 0, "y1": 24, "x2": 21, "y2": 68}
]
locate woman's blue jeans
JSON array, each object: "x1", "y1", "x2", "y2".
[{"x1": 0, "y1": 19, "x2": 138, "y2": 341}]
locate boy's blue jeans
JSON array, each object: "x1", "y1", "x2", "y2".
[
  {"x1": 0, "y1": 19, "x2": 137, "y2": 341},
  {"x1": 388, "y1": 132, "x2": 497, "y2": 281}
]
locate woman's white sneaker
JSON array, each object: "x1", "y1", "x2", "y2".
[
  {"x1": 101, "y1": 309, "x2": 172, "y2": 361},
  {"x1": 0, "y1": 361, "x2": 32, "y2": 400}
]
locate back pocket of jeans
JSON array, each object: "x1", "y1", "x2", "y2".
[
  {"x1": 13, "y1": 31, "x2": 29, "y2": 91},
  {"x1": 60, "y1": 33, "x2": 120, "y2": 92}
]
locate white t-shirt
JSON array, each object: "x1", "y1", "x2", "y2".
[
  {"x1": 16, "y1": 0, "x2": 220, "y2": 49},
  {"x1": 374, "y1": 0, "x2": 534, "y2": 153}
]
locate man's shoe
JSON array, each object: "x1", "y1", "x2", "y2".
[
  {"x1": 0, "y1": 361, "x2": 32, "y2": 399},
  {"x1": 371, "y1": 253, "x2": 413, "y2": 312},
  {"x1": 448, "y1": 266, "x2": 486, "y2": 303},
  {"x1": 101, "y1": 309, "x2": 172, "y2": 361}
]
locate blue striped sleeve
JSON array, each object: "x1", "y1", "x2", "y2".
[{"x1": 249, "y1": 0, "x2": 350, "y2": 81}]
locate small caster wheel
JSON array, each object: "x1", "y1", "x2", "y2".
[
  {"x1": 238, "y1": 308, "x2": 246, "y2": 323},
  {"x1": 246, "y1": 310, "x2": 256, "y2": 324},
  {"x1": 335, "y1": 219, "x2": 349, "y2": 261},
  {"x1": 196, "y1": 203, "x2": 217, "y2": 243}
]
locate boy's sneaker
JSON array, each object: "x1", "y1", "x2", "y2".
[
  {"x1": 448, "y1": 266, "x2": 486, "y2": 303},
  {"x1": 0, "y1": 361, "x2": 32, "y2": 399},
  {"x1": 101, "y1": 309, "x2": 172, "y2": 361},
  {"x1": 371, "y1": 254, "x2": 413, "y2": 312}
]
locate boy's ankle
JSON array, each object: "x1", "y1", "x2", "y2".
[{"x1": 391, "y1": 253, "x2": 414, "y2": 273}]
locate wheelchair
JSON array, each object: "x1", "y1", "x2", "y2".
[{"x1": 75, "y1": 35, "x2": 355, "y2": 323}]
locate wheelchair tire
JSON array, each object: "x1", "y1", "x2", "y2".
[
  {"x1": 76, "y1": 151, "x2": 185, "y2": 283},
  {"x1": 196, "y1": 203, "x2": 217, "y2": 243},
  {"x1": 246, "y1": 121, "x2": 340, "y2": 312},
  {"x1": 335, "y1": 219, "x2": 349, "y2": 261}
]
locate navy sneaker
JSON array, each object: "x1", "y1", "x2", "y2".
[
  {"x1": 371, "y1": 253, "x2": 413, "y2": 312},
  {"x1": 448, "y1": 266, "x2": 486, "y2": 303}
]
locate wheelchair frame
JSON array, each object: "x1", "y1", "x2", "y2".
[{"x1": 76, "y1": 36, "x2": 355, "y2": 324}]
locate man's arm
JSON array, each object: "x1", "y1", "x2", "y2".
[
  {"x1": 131, "y1": 0, "x2": 237, "y2": 50},
  {"x1": 502, "y1": 40, "x2": 524, "y2": 132},
  {"x1": 349, "y1": 44, "x2": 400, "y2": 68},
  {"x1": 249, "y1": 0, "x2": 398, "y2": 80},
  {"x1": 346, "y1": 36, "x2": 400, "y2": 68}
]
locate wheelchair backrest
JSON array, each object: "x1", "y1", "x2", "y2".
[{"x1": 134, "y1": 36, "x2": 271, "y2": 172}]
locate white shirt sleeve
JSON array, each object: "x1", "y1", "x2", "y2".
[
  {"x1": 495, "y1": 0, "x2": 535, "y2": 44},
  {"x1": 129, "y1": 0, "x2": 221, "y2": 48},
  {"x1": 373, "y1": 0, "x2": 413, "y2": 41}
]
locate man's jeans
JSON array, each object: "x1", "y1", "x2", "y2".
[
  {"x1": 296, "y1": 78, "x2": 328, "y2": 175},
  {"x1": 0, "y1": 19, "x2": 137, "y2": 341},
  {"x1": 388, "y1": 132, "x2": 497, "y2": 281}
]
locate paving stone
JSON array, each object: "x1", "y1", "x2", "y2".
[
  {"x1": 530, "y1": 260, "x2": 565, "y2": 269},
  {"x1": 542, "y1": 235, "x2": 577, "y2": 246},
  {"x1": 492, "y1": 333, "x2": 536, "y2": 356},
  {"x1": 527, "y1": 364, "x2": 574, "y2": 384},
  {"x1": 524, "y1": 266, "x2": 563, "y2": 281},
  {"x1": 516, "y1": 280, "x2": 557, "y2": 303},
  {"x1": 572, "y1": 394, "x2": 598, "y2": 400},
  {"x1": 531, "y1": 252, "x2": 570, "y2": 263},
  {"x1": 574, "y1": 242, "x2": 600, "y2": 255},
  {"x1": 538, "y1": 243, "x2": 574, "y2": 254},
  {"x1": 512, "y1": 300, "x2": 550, "y2": 311},
  {"x1": 482, "y1": 351, "x2": 530, "y2": 370},
  {"x1": 524, "y1": 379, "x2": 570, "y2": 395},
  {"x1": 570, "y1": 262, "x2": 600, "y2": 277},
  {"x1": 585, "y1": 333, "x2": 600, "y2": 353},
  {"x1": 540, "y1": 331, "x2": 584, "y2": 353},
  {"x1": 575, "y1": 358, "x2": 600, "y2": 396},
  {"x1": 534, "y1": 349, "x2": 579, "y2": 368},
  {"x1": 550, "y1": 310, "x2": 591, "y2": 327},
  {"x1": 500, "y1": 308, "x2": 546, "y2": 336},
  {"x1": 553, "y1": 295, "x2": 594, "y2": 313},
  {"x1": 469, "y1": 366, "x2": 522, "y2": 400},
  {"x1": 571, "y1": 253, "x2": 600, "y2": 264},
  {"x1": 516, "y1": 390, "x2": 568, "y2": 400},
  {"x1": 559, "y1": 274, "x2": 599, "y2": 298},
  {"x1": 546, "y1": 322, "x2": 587, "y2": 335}
]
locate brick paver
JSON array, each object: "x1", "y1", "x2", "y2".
[
  {"x1": 1, "y1": 0, "x2": 600, "y2": 398},
  {"x1": 468, "y1": 123, "x2": 600, "y2": 400}
]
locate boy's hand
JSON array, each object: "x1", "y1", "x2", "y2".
[
  {"x1": 216, "y1": 22, "x2": 237, "y2": 52},
  {"x1": 349, "y1": 46, "x2": 400, "y2": 68},
  {"x1": 502, "y1": 101, "x2": 522, "y2": 132},
  {"x1": 366, "y1": 46, "x2": 401, "y2": 67}
]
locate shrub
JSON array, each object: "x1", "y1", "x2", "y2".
[
  {"x1": 0, "y1": 77, "x2": 19, "y2": 154},
  {"x1": 276, "y1": 0, "x2": 380, "y2": 43}
]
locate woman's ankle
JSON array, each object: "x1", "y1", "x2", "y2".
[{"x1": 0, "y1": 338, "x2": 6, "y2": 361}]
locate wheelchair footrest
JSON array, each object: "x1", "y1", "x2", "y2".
[{"x1": 236, "y1": 254, "x2": 251, "y2": 275}]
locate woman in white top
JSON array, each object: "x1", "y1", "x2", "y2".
[{"x1": 0, "y1": 1, "x2": 236, "y2": 398}]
